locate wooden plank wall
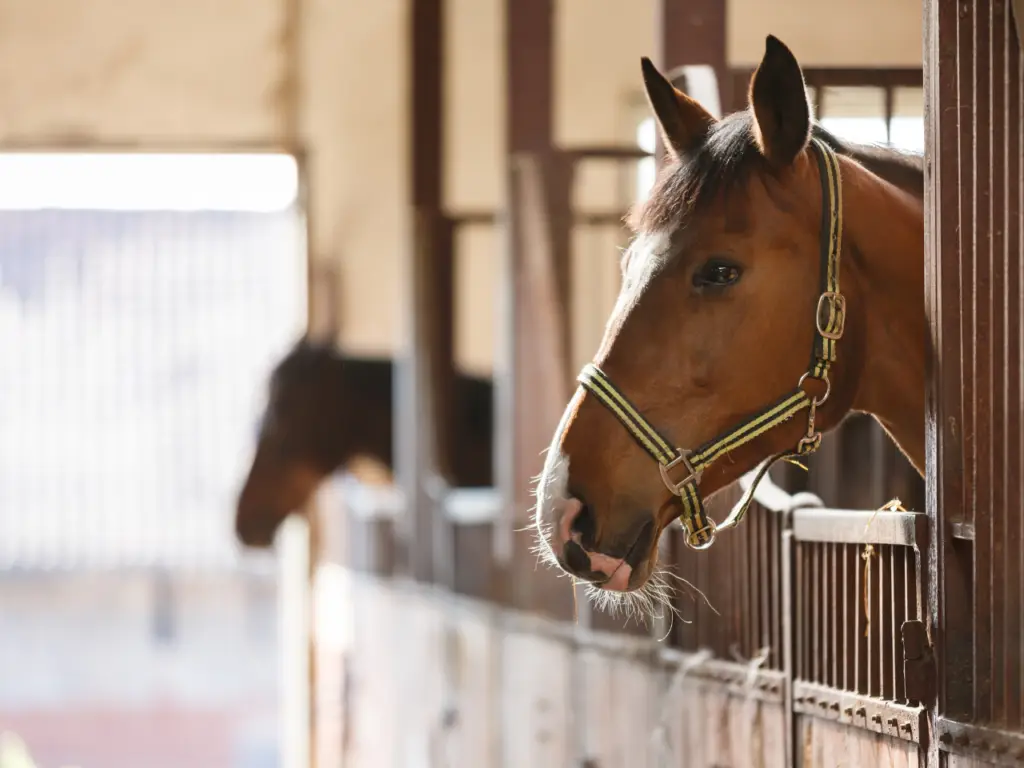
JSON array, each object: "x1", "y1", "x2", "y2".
[
  {"x1": 314, "y1": 568, "x2": 791, "y2": 768},
  {"x1": 925, "y1": 0, "x2": 1024, "y2": 764}
]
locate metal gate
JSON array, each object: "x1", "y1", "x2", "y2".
[{"x1": 925, "y1": 0, "x2": 1024, "y2": 763}]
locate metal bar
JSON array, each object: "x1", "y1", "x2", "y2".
[
  {"x1": 991, "y1": 0, "x2": 1010, "y2": 729},
  {"x1": 771, "y1": 510, "x2": 782, "y2": 670},
  {"x1": 1007, "y1": 3, "x2": 1024, "y2": 729},
  {"x1": 867, "y1": 547, "x2": 874, "y2": 697},
  {"x1": 897, "y1": 548, "x2": 905, "y2": 708},
  {"x1": 813, "y1": 541, "x2": 821, "y2": 683},
  {"x1": 879, "y1": 545, "x2": 890, "y2": 700},
  {"x1": 792, "y1": 508, "x2": 927, "y2": 547},
  {"x1": 854, "y1": 540, "x2": 863, "y2": 695},
  {"x1": 793, "y1": 680, "x2": 926, "y2": 744},
  {"x1": 1009, "y1": 0, "x2": 1024, "y2": 729},
  {"x1": 830, "y1": 542, "x2": 837, "y2": 688},
  {"x1": 973, "y1": 0, "x2": 995, "y2": 725},
  {"x1": 756, "y1": 506, "x2": 767, "y2": 659},
  {"x1": 782, "y1": 530, "x2": 796, "y2": 768},
  {"x1": 795, "y1": 537, "x2": 804, "y2": 680},
  {"x1": 1018, "y1": 22, "x2": 1024, "y2": 736},
  {"x1": 740, "y1": 503, "x2": 753, "y2": 659},
  {"x1": 843, "y1": 542, "x2": 850, "y2": 692}
]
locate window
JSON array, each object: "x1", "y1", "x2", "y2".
[
  {"x1": 818, "y1": 85, "x2": 924, "y2": 153},
  {"x1": 0, "y1": 153, "x2": 304, "y2": 569}
]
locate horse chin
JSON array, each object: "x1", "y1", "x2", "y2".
[
  {"x1": 582, "y1": 550, "x2": 674, "y2": 623},
  {"x1": 235, "y1": 508, "x2": 290, "y2": 548}
]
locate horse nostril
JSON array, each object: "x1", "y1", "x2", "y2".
[
  {"x1": 563, "y1": 539, "x2": 592, "y2": 574},
  {"x1": 569, "y1": 499, "x2": 597, "y2": 550}
]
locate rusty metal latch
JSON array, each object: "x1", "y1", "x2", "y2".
[{"x1": 902, "y1": 620, "x2": 936, "y2": 704}]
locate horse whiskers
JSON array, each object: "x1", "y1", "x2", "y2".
[
  {"x1": 528, "y1": 519, "x2": 566, "y2": 573},
  {"x1": 581, "y1": 568, "x2": 686, "y2": 629},
  {"x1": 656, "y1": 567, "x2": 721, "y2": 616}
]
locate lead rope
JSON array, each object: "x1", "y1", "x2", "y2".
[{"x1": 578, "y1": 138, "x2": 845, "y2": 550}]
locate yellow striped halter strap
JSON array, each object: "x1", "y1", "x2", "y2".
[{"x1": 577, "y1": 138, "x2": 845, "y2": 551}]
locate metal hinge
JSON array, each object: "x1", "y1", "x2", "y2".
[{"x1": 902, "y1": 619, "x2": 936, "y2": 704}]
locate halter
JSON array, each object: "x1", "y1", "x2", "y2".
[{"x1": 577, "y1": 137, "x2": 845, "y2": 551}]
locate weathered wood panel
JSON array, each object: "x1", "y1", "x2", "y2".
[
  {"x1": 798, "y1": 715, "x2": 921, "y2": 767},
  {"x1": 318, "y1": 568, "x2": 800, "y2": 768}
]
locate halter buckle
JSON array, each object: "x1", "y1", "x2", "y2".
[
  {"x1": 816, "y1": 291, "x2": 847, "y2": 340},
  {"x1": 659, "y1": 451, "x2": 702, "y2": 496},
  {"x1": 684, "y1": 518, "x2": 717, "y2": 551}
]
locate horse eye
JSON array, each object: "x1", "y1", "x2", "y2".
[{"x1": 693, "y1": 260, "x2": 742, "y2": 289}]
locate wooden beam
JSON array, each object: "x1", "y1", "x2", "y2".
[
  {"x1": 397, "y1": 0, "x2": 455, "y2": 585},
  {"x1": 655, "y1": 0, "x2": 728, "y2": 156},
  {"x1": 498, "y1": 0, "x2": 575, "y2": 619}
]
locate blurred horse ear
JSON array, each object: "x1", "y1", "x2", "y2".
[
  {"x1": 640, "y1": 57, "x2": 716, "y2": 158},
  {"x1": 748, "y1": 35, "x2": 812, "y2": 168}
]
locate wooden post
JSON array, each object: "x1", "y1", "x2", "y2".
[
  {"x1": 655, "y1": 0, "x2": 728, "y2": 158},
  {"x1": 397, "y1": 0, "x2": 456, "y2": 585},
  {"x1": 497, "y1": 0, "x2": 575, "y2": 619}
]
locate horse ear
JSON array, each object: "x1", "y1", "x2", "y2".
[
  {"x1": 748, "y1": 35, "x2": 811, "y2": 168},
  {"x1": 640, "y1": 57, "x2": 716, "y2": 158}
]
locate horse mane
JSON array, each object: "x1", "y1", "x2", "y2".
[{"x1": 629, "y1": 112, "x2": 924, "y2": 234}]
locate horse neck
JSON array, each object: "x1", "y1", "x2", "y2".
[
  {"x1": 841, "y1": 154, "x2": 926, "y2": 473},
  {"x1": 329, "y1": 357, "x2": 395, "y2": 472}
]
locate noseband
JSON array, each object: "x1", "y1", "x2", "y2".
[{"x1": 578, "y1": 138, "x2": 845, "y2": 551}]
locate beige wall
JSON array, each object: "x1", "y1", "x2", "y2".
[
  {"x1": 729, "y1": 0, "x2": 923, "y2": 67},
  {"x1": 0, "y1": 0, "x2": 923, "y2": 374}
]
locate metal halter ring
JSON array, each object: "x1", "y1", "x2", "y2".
[
  {"x1": 798, "y1": 371, "x2": 832, "y2": 408},
  {"x1": 659, "y1": 451, "x2": 702, "y2": 496},
  {"x1": 685, "y1": 519, "x2": 718, "y2": 551}
]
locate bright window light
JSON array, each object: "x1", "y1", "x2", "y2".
[
  {"x1": 819, "y1": 117, "x2": 890, "y2": 147},
  {"x1": 0, "y1": 153, "x2": 299, "y2": 212},
  {"x1": 890, "y1": 117, "x2": 926, "y2": 154},
  {"x1": 636, "y1": 117, "x2": 657, "y2": 203},
  {"x1": 635, "y1": 111, "x2": 923, "y2": 209},
  {"x1": 821, "y1": 116, "x2": 925, "y2": 154}
]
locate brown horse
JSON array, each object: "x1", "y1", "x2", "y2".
[
  {"x1": 533, "y1": 36, "x2": 924, "y2": 612},
  {"x1": 235, "y1": 337, "x2": 494, "y2": 547}
]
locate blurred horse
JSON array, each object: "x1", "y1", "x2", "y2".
[{"x1": 235, "y1": 337, "x2": 493, "y2": 547}]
